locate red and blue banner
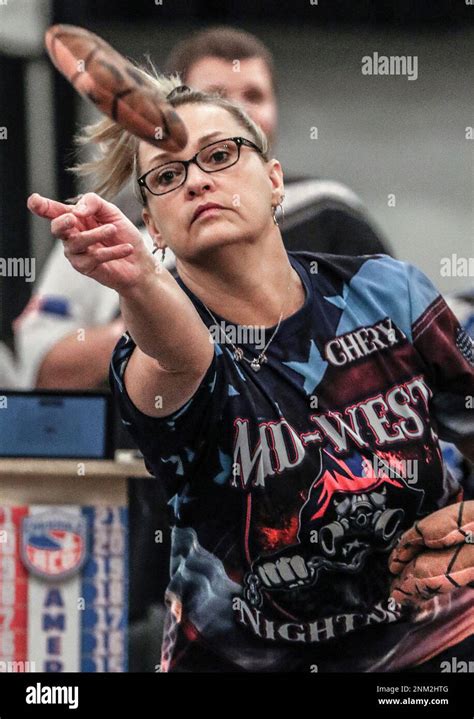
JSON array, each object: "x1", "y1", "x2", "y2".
[{"x1": 0, "y1": 505, "x2": 128, "y2": 672}]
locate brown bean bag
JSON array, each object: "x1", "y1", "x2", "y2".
[
  {"x1": 44, "y1": 24, "x2": 188, "y2": 152},
  {"x1": 389, "y1": 501, "x2": 474, "y2": 605}
]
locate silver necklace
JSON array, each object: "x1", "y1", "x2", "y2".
[{"x1": 201, "y1": 270, "x2": 293, "y2": 372}]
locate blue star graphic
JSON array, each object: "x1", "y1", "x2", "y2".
[
  {"x1": 184, "y1": 447, "x2": 195, "y2": 462},
  {"x1": 283, "y1": 339, "x2": 328, "y2": 395},
  {"x1": 168, "y1": 484, "x2": 196, "y2": 519},
  {"x1": 324, "y1": 283, "x2": 350, "y2": 310},
  {"x1": 162, "y1": 454, "x2": 184, "y2": 475},
  {"x1": 213, "y1": 448, "x2": 233, "y2": 485},
  {"x1": 162, "y1": 447, "x2": 195, "y2": 475}
]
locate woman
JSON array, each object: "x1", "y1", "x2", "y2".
[{"x1": 27, "y1": 73, "x2": 474, "y2": 673}]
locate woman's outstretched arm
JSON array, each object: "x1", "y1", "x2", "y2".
[{"x1": 27, "y1": 191, "x2": 214, "y2": 418}]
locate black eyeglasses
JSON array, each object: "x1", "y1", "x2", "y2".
[{"x1": 137, "y1": 136, "x2": 263, "y2": 199}]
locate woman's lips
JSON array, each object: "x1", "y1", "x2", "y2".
[{"x1": 192, "y1": 206, "x2": 224, "y2": 223}]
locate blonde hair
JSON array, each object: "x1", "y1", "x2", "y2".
[{"x1": 67, "y1": 63, "x2": 269, "y2": 206}]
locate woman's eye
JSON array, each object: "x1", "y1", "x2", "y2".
[
  {"x1": 209, "y1": 149, "x2": 230, "y2": 164},
  {"x1": 157, "y1": 170, "x2": 177, "y2": 186}
]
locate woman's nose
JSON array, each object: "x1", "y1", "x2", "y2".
[{"x1": 184, "y1": 163, "x2": 213, "y2": 197}]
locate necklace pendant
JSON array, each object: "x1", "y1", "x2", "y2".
[
  {"x1": 233, "y1": 348, "x2": 244, "y2": 362},
  {"x1": 250, "y1": 358, "x2": 261, "y2": 372}
]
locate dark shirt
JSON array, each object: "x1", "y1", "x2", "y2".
[
  {"x1": 112, "y1": 252, "x2": 474, "y2": 671},
  {"x1": 124, "y1": 178, "x2": 392, "y2": 626}
]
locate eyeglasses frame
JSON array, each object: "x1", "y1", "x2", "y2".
[{"x1": 137, "y1": 136, "x2": 263, "y2": 200}]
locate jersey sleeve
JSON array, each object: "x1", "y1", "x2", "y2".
[
  {"x1": 109, "y1": 332, "x2": 225, "y2": 482},
  {"x1": 406, "y1": 263, "x2": 474, "y2": 443}
]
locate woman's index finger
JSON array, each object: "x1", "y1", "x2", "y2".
[{"x1": 27, "y1": 193, "x2": 74, "y2": 219}]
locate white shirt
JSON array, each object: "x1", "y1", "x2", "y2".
[{"x1": 14, "y1": 228, "x2": 174, "y2": 387}]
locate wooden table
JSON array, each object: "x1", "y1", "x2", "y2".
[{"x1": 0, "y1": 454, "x2": 151, "y2": 505}]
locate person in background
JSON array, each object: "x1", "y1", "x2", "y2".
[{"x1": 0, "y1": 340, "x2": 18, "y2": 388}]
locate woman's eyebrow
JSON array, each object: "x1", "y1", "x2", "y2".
[{"x1": 145, "y1": 131, "x2": 226, "y2": 168}]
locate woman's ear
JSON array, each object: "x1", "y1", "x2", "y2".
[
  {"x1": 142, "y1": 207, "x2": 164, "y2": 250},
  {"x1": 267, "y1": 158, "x2": 285, "y2": 207}
]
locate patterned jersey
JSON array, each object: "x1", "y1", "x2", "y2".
[{"x1": 110, "y1": 252, "x2": 474, "y2": 672}]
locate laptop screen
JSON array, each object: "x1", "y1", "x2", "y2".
[{"x1": 0, "y1": 391, "x2": 114, "y2": 459}]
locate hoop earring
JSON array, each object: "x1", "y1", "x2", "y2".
[
  {"x1": 272, "y1": 198, "x2": 285, "y2": 226},
  {"x1": 152, "y1": 246, "x2": 167, "y2": 263}
]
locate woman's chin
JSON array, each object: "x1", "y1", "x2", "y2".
[{"x1": 191, "y1": 229, "x2": 246, "y2": 252}]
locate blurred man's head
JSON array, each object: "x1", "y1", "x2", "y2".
[{"x1": 165, "y1": 26, "x2": 278, "y2": 147}]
